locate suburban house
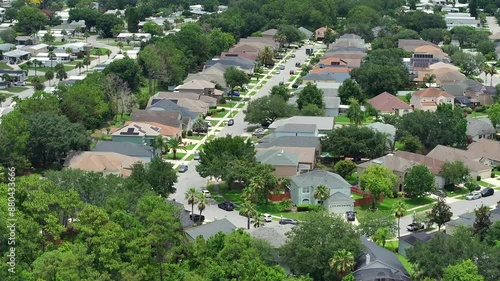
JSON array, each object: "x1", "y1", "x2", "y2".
[
  {"x1": 323, "y1": 96, "x2": 341, "y2": 117},
  {"x1": 315, "y1": 26, "x2": 329, "y2": 41},
  {"x1": 176, "y1": 79, "x2": 223, "y2": 97},
  {"x1": 298, "y1": 27, "x2": 314, "y2": 39},
  {"x1": 395, "y1": 151, "x2": 446, "y2": 188},
  {"x1": 185, "y1": 64, "x2": 227, "y2": 88},
  {"x1": 131, "y1": 110, "x2": 184, "y2": 130},
  {"x1": 116, "y1": 32, "x2": 152, "y2": 42},
  {"x1": 0, "y1": 69, "x2": 28, "y2": 83},
  {"x1": 357, "y1": 155, "x2": 413, "y2": 192},
  {"x1": 248, "y1": 224, "x2": 294, "y2": 248},
  {"x1": 123, "y1": 121, "x2": 182, "y2": 138},
  {"x1": 354, "y1": 236, "x2": 411, "y2": 281},
  {"x1": 398, "y1": 39, "x2": 439, "y2": 52},
  {"x1": 220, "y1": 51, "x2": 258, "y2": 62},
  {"x1": 446, "y1": 207, "x2": 500, "y2": 235},
  {"x1": 367, "y1": 92, "x2": 413, "y2": 115},
  {"x1": 3, "y1": 49, "x2": 30, "y2": 64},
  {"x1": 332, "y1": 33, "x2": 365, "y2": 49},
  {"x1": 0, "y1": 43, "x2": 15, "y2": 52},
  {"x1": 268, "y1": 116, "x2": 334, "y2": 135},
  {"x1": 147, "y1": 99, "x2": 200, "y2": 130},
  {"x1": 256, "y1": 134, "x2": 321, "y2": 154},
  {"x1": 366, "y1": 122, "x2": 397, "y2": 146},
  {"x1": 466, "y1": 118, "x2": 496, "y2": 142},
  {"x1": 25, "y1": 43, "x2": 49, "y2": 56},
  {"x1": 432, "y1": 68, "x2": 466, "y2": 85},
  {"x1": 261, "y1": 28, "x2": 277, "y2": 38},
  {"x1": 257, "y1": 146, "x2": 317, "y2": 173},
  {"x1": 166, "y1": 199, "x2": 194, "y2": 229},
  {"x1": 468, "y1": 138, "x2": 500, "y2": 167},
  {"x1": 150, "y1": 91, "x2": 217, "y2": 107},
  {"x1": 204, "y1": 56, "x2": 256, "y2": 74},
  {"x1": 410, "y1": 88, "x2": 455, "y2": 112},
  {"x1": 111, "y1": 122, "x2": 161, "y2": 146},
  {"x1": 289, "y1": 170, "x2": 354, "y2": 214},
  {"x1": 411, "y1": 45, "x2": 449, "y2": 68},
  {"x1": 185, "y1": 218, "x2": 237, "y2": 240},
  {"x1": 92, "y1": 141, "x2": 158, "y2": 162},
  {"x1": 427, "y1": 145, "x2": 492, "y2": 180},
  {"x1": 302, "y1": 72, "x2": 351, "y2": 83},
  {"x1": 64, "y1": 151, "x2": 145, "y2": 177},
  {"x1": 274, "y1": 124, "x2": 319, "y2": 137},
  {"x1": 445, "y1": 13, "x2": 481, "y2": 30},
  {"x1": 318, "y1": 56, "x2": 362, "y2": 69},
  {"x1": 398, "y1": 232, "x2": 444, "y2": 257},
  {"x1": 256, "y1": 149, "x2": 299, "y2": 178},
  {"x1": 147, "y1": 96, "x2": 209, "y2": 115}
]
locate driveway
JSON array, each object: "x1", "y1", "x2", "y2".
[{"x1": 170, "y1": 43, "x2": 323, "y2": 227}]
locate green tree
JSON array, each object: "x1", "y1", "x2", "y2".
[
  {"x1": 420, "y1": 28, "x2": 446, "y2": 44},
  {"x1": 280, "y1": 212, "x2": 363, "y2": 281},
  {"x1": 142, "y1": 22, "x2": 164, "y2": 36},
  {"x1": 44, "y1": 69, "x2": 54, "y2": 86},
  {"x1": 185, "y1": 187, "x2": 200, "y2": 221},
  {"x1": 333, "y1": 160, "x2": 357, "y2": 179},
  {"x1": 0, "y1": 29, "x2": 17, "y2": 44},
  {"x1": 197, "y1": 192, "x2": 208, "y2": 220},
  {"x1": 258, "y1": 46, "x2": 275, "y2": 67},
  {"x1": 253, "y1": 212, "x2": 266, "y2": 228},
  {"x1": 487, "y1": 103, "x2": 500, "y2": 128},
  {"x1": 451, "y1": 51, "x2": 485, "y2": 76},
  {"x1": 404, "y1": 164, "x2": 435, "y2": 198},
  {"x1": 400, "y1": 134, "x2": 424, "y2": 152},
  {"x1": 297, "y1": 82, "x2": 325, "y2": 110},
  {"x1": 345, "y1": 98, "x2": 365, "y2": 126},
  {"x1": 323, "y1": 28, "x2": 338, "y2": 49},
  {"x1": 83, "y1": 55, "x2": 91, "y2": 72},
  {"x1": 360, "y1": 165, "x2": 398, "y2": 209},
  {"x1": 76, "y1": 61, "x2": 84, "y2": 74},
  {"x1": 276, "y1": 24, "x2": 304, "y2": 45},
  {"x1": 427, "y1": 197, "x2": 453, "y2": 230},
  {"x1": 166, "y1": 137, "x2": 186, "y2": 160},
  {"x1": 322, "y1": 126, "x2": 387, "y2": 159},
  {"x1": 300, "y1": 103, "x2": 324, "y2": 116},
  {"x1": 224, "y1": 66, "x2": 250, "y2": 93},
  {"x1": 208, "y1": 28, "x2": 235, "y2": 57},
  {"x1": 103, "y1": 57, "x2": 141, "y2": 92},
  {"x1": 392, "y1": 200, "x2": 408, "y2": 238},
  {"x1": 329, "y1": 249, "x2": 355, "y2": 279},
  {"x1": 68, "y1": 8, "x2": 100, "y2": 32},
  {"x1": 130, "y1": 157, "x2": 178, "y2": 197},
  {"x1": 473, "y1": 204, "x2": 492, "y2": 241},
  {"x1": 42, "y1": 29, "x2": 55, "y2": 45},
  {"x1": 358, "y1": 210, "x2": 398, "y2": 238},
  {"x1": 439, "y1": 161, "x2": 470, "y2": 186},
  {"x1": 240, "y1": 200, "x2": 257, "y2": 229},
  {"x1": 313, "y1": 184, "x2": 330, "y2": 205},
  {"x1": 0, "y1": 110, "x2": 31, "y2": 170},
  {"x1": 443, "y1": 260, "x2": 484, "y2": 281},
  {"x1": 372, "y1": 227, "x2": 392, "y2": 248},
  {"x1": 55, "y1": 63, "x2": 68, "y2": 81},
  {"x1": 338, "y1": 78, "x2": 364, "y2": 104},
  {"x1": 269, "y1": 85, "x2": 290, "y2": 101},
  {"x1": 244, "y1": 95, "x2": 298, "y2": 124},
  {"x1": 476, "y1": 40, "x2": 495, "y2": 56},
  {"x1": 15, "y1": 6, "x2": 49, "y2": 35}
]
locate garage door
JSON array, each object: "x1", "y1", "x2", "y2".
[{"x1": 328, "y1": 203, "x2": 353, "y2": 214}]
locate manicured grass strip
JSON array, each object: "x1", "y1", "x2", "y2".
[
  {"x1": 478, "y1": 180, "x2": 495, "y2": 188},
  {"x1": 5, "y1": 86, "x2": 28, "y2": 93},
  {"x1": 186, "y1": 135, "x2": 205, "y2": 140},
  {"x1": 163, "y1": 152, "x2": 186, "y2": 160}
]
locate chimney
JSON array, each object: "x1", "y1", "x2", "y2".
[{"x1": 365, "y1": 254, "x2": 371, "y2": 265}]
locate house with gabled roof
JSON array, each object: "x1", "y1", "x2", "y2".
[
  {"x1": 204, "y1": 56, "x2": 256, "y2": 74},
  {"x1": 64, "y1": 152, "x2": 145, "y2": 177},
  {"x1": 427, "y1": 145, "x2": 492, "y2": 179},
  {"x1": 357, "y1": 155, "x2": 414, "y2": 192},
  {"x1": 466, "y1": 118, "x2": 496, "y2": 143},
  {"x1": 468, "y1": 138, "x2": 500, "y2": 166},
  {"x1": 92, "y1": 141, "x2": 158, "y2": 162},
  {"x1": 398, "y1": 232, "x2": 444, "y2": 257},
  {"x1": 261, "y1": 28, "x2": 277, "y2": 37},
  {"x1": 289, "y1": 170, "x2": 354, "y2": 213},
  {"x1": 315, "y1": 26, "x2": 330, "y2": 41},
  {"x1": 131, "y1": 110, "x2": 184, "y2": 129},
  {"x1": 367, "y1": 92, "x2": 413, "y2": 115},
  {"x1": 256, "y1": 149, "x2": 299, "y2": 178},
  {"x1": 302, "y1": 72, "x2": 351, "y2": 83},
  {"x1": 176, "y1": 79, "x2": 222, "y2": 97},
  {"x1": 395, "y1": 151, "x2": 446, "y2": 187},
  {"x1": 398, "y1": 39, "x2": 439, "y2": 52},
  {"x1": 410, "y1": 88, "x2": 455, "y2": 112},
  {"x1": 298, "y1": 27, "x2": 313, "y2": 39},
  {"x1": 185, "y1": 218, "x2": 237, "y2": 240},
  {"x1": 268, "y1": 116, "x2": 334, "y2": 134},
  {"x1": 151, "y1": 91, "x2": 217, "y2": 107},
  {"x1": 112, "y1": 122, "x2": 162, "y2": 145}
]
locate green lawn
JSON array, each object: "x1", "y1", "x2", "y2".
[
  {"x1": 217, "y1": 103, "x2": 236, "y2": 108},
  {"x1": 213, "y1": 110, "x2": 228, "y2": 118},
  {"x1": 237, "y1": 103, "x2": 245, "y2": 109},
  {"x1": 28, "y1": 76, "x2": 47, "y2": 83},
  {"x1": 356, "y1": 197, "x2": 435, "y2": 216},
  {"x1": 352, "y1": 193, "x2": 363, "y2": 200},
  {"x1": 164, "y1": 152, "x2": 186, "y2": 160},
  {"x1": 335, "y1": 115, "x2": 350, "y2": 123},
  {"x1": 186, "y1": 135, "x2": 205, "y2": 140},
  {"x1": 28, "y1": 65, "x2": 75, "y2": 72},
  {"x1": 185, "y1": 144, "x2": 197, "y2": 150},
  {"x1": 5, "y1": 86, "x2": 28, "y2": 93},
  {"x1": 445, "y1": 187, "x2": 470, "y2": 197},
  {"x1": 185, "y1": 154, "x2": 195, "y2": 161},
  {"x1": 288, "y1": 76, "x2": 295, "y2": 82},
  {"x1": 478, "y1": 180, "x2": 495, "y2": 188},
  {"x1": 209, "y1": 120, "x2": 218, "y2": 126},
  {"x1": 90, "y1": 47, "x2": 109, "y2": 55},
  {"x1": 0, "y1": 92, "x2": 14, "y2": 99},
  {"x1": 470, "y1": 112, "x2": 488, "y2": 118},
  {"x1": 0, "y1": 62, "x2": 13, "y2": 70},
  {"x1": 398, "y1": 96, "x2": 410, "y2": 103}
]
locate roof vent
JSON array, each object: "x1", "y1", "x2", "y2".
[{"x1": 366, "y1": 254, "x2": 371, "y2": 265}]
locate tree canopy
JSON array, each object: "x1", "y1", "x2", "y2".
[
  {"x1": 244, "y1": 95, "x2": 298, "y2": 124},
  {"x1": 321, "y1": 125, "x2": 387, "y2": 159},
  {"x1": 359, "y1": 165, "x2": 398, "y2": 209}
]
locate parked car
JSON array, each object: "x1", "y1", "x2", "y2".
[
  {"x1": 190, "y1": 214, "x2": 205, "y2": 222},
  {"x1": 194, "y1": 152, "x2": 200, "y2": 160},
  {"x1": 433, "y1": 189, "x2": 447, "y2": 197},
  {"x1": 480, "y1": 187, "x2": 495, "y2": 197},
  {"x1": 252, "y1": 128, "x2": 265, "y2": 137},
  {"x1": 291, "y1": 54, "x2": 296, "y2": 58},
  {"x1": 263, "y1": 213, "x2": 273, "y2": 222},
  {"x1": 177, "y1": 164, "x2": 188, "y2": 173},
  {"x1": 280, "y1": 65, "x2": 285, "y2": 70},
  {"x1": 295, "y1": 62, "x2": 301, "y2": 67},
  {"x1": 14, "y1": 81, "x2": 26, "y2": 86},
  {"x1": 289, "y1": 70, "x2": 295, "y2": 75},
  {"x1": 227, "y1": 119, "x2": 234, "y2": 126},
  {"x1": 279, "y1": 218, "x2": 299, "y2": 225},
  {"x1": 230, "y1": 91, "x2": 240, "y2": 97},
  {"x1": 202, "y1": 189, "x2": 211, "y2": 198},
  {"x1": 465, "y1": 192, "x2": 481, "y2": 200},
  {"x1": 292, "y1": 83, "x2": 299, "y2": 88},
  {"x1": 346, "y1": 211, "x2": 356, "y2": 221},
  {"x1": 407, "y1": 222, "x2": 424, "y2": 232},
  {"x1": 218, "y1": 201, "x2": 235, "y2": 211},
  {"x1": 275, "y1": 70, "x2": 280, "y2": 74}
]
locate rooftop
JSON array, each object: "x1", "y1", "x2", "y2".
[
  {"x1": 468, "y1": 138, "x2": 500, "y2": 162},
  {"x1": 185, "y1": 218, "x2": 237, "y2": 240},
  {"x1": 368, "y1": 92, "x2": 412, "y2": 111},
  {"x1": 256, "y1": 149, "x2": 299, "y2": 166},
  {"x1": 291, "y1": 170, "x2": 351, "y2": 189}
]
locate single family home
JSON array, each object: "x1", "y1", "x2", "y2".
[
  {"x1": 468, "y1": 138, "x2": 500, "y2": 166},
  {"x1": 357, "y1": 155, "x2": 414, "y2": 192},
  {"x1": 410, "y1": 88, "x2": 454, "y2": 112},
  {"x1": 256, "y1": 149, "x2": 299, "y2": 178},
  {"x1": 466, "y1": 118, "x2": 496, "y2": 143},
  {"x1": 367, "y1": 92, "x2": 413, "y2": 115},
  {"x1": 427, "y1": 145, "x2": 492, "y2": 180},
  {"x1": 92, "y1": 141, "x2": 158, "y2": 162},
  {"x1": 185, "y1": 218, "x2": 237, "y2": 240},
  {"x1": 268, "y1": 116, "x2": 334, "y2": 135},
  {"x1": 64, "y1": 151, "x2": 145, "y2": 177}
]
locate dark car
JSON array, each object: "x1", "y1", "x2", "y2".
[
  {"x1": 227, "y1": 119, "x2": 234, "y2": 126},
  {"x1": 433, "y1": 189, "x2": 447, "y2": 197},
  {"x1": 178, "y1": 164, "x2": 188, "y2": 173},
  {"x1": 295, "y1": 62, "x2": 301, "y2": 67},
  {"x1": 218, "y1": 201, "x2": 235, "y2": 211},
  {"x1": 407, "y1": 222, "x2": 424, "y2": 232},
  {"x1": 230, "y1": 91, "x2": 240, "y2": 97},
  {"x1": 291, "y1": 83, "x2": 299, "y2": 88},
  {"x1": 279, "y1": 218, "x2": 299, "y2": 225},
  {"x1": 480, "y1": 187, "x2": 495, "y2": 197},
  {"x1": 346, "y1": 211, "x2": 356, "y2": 221},
  {"x1": 190, "y1": 214, "x2": 205, "y2": 222},
  {"x1": 289, "y1": 70, "x2": 295, "y2": 75}
]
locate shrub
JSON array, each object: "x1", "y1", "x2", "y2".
[
  {"x1": 297, "y1": 204, "x2": 312, "y2": 212},
  {"x1": 477, "y1": 175, "x2": 481, "y2": 181},
  {"x1": 208, "y1": 109, "x2": 218, "y2": 116},
  {"x1": 187, "y1": 130, "x2": 193, "y2": 136},
  {"x1": 278, "y1": 198, "x2": 293, "y2": 212},
  {"x1": 217, "y1": 108, "x2": 226, "y2": 112},
  {"x1": 491, "y1": 172, "x2": 495, "y2": 178},
  {"x1": 475, "y1": 106, "x2": 485, "y2": 112},
  {"x1": 218, "y1": 97, "x2": 226, "y2": 104},
  {"x1": 181, "y1": 131, "x2": 187, "y2": 138},
  {"x1": 463, "y1": 107, "x2": 472, "y2": 114}
]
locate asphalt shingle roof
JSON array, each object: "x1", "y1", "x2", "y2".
[
  {"x1": 466, "y1": 118, "x2": 496, "y2": 138},
  {"x1": 275, "y1": 123, "x2": 317, "y2": 133},
  {"x1": 256, "y1": 149, "x2": 299, "y2": 166},
  {"x1": 148, "y1": 99, "x2": 199, "y2": 119},
  {"x1": 291, "y1": 170, "x2": 350, "y2": 189},
  {"x1": 93, "y1": 141, "x2": 155, "y2": 158},
  {"x1": 185, "y1": 218, "x2": 236, "y2": 240},
  {"x1": 256, "y1": 135, "x2": 320, "y2": 150}
]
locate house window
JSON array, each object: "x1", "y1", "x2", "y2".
[{"x1": 302, "y1": 187, "x2": 310, "y2": 193}]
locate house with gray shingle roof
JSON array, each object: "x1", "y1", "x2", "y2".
[
  {"x1": 93, "y1": 141, "x2": 157, "y2": 162},
  {"x1": 446, "y1": 207, "x2": 500, "y2": 236},
  {"x1": 268, "y1": 116, "x2": 334, "y2": 134},
  {"x1": 357, "y1": 155, "x2": 414, "y2": 193},
  {"x1": 203, "y1": 56, "x2": 256, "y2": 74},
  {"x1": 466, "y1": 118, "x2": 496, "y2": 143},
  {"x1": 275, "y1": 123, "x2": 318, "y2": 137},
  {"x1": 398, "y1": 232, "x2": 444, "y2": 257},
  {"x1": 303, "y1": 72, "x2": 351, "y2": 83},
  {"x1": 185, "y1": 218, "x2": 237, "y2": 240},
  {"x1": 468, "y1": 138, "x2": 500, "y2": 166},
  {"x1": 298, "y1": 27, "x2": 313, "y2": 39},
  {"x1": 257, "y1": 134, "x2": 321, "y2": 151},
  {"x1": 147, "y1": 99, "x2": 199, "y2": 130},
  {"x1": 256, "y1": 149, "x2": 299, "y2": 178},
  {"x1": 166, "y1": 199, "x2": 194, "y2": 229},
  {"x1": 427, "y1": 145, "x2": 492, "y2": 180},
  {"x1": 289, "y1": 170, "x2": 353, "y2": 214}
]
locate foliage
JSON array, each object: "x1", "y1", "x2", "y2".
[
  {"x1": 338, "y1": 78, "x2": 364, "y2": 104},
  {"x1": 300, "y1": 103, "x2": 324, "y2": 116},
  {"x1": 392, "y1": 200, "x2": 408, "y2": 238},
  {"x1": 321, "y1": 125, "x2": 387, "y2": 159},
  {"x1": 398, "y1": 10, "x2": 447, "y2": 33},
  {"x1": 487, "y1": 103, "x2": 500, "y2": 128},
  {"x1": 258, "y1": 46, "x2": 275, "y2": 67},
  {"x1": 278, "y1": 198, "x2": 293, "y2": 212},
  {"x1": 473, "y1": 205, "x2": 492, "y2": 242},
  {"x1": 333, "y1": 160, "x2": 357, "y2": 179},
  {"x1": 0, "y1": 29, "x2": 17, "y2": 44},
  {"x1": 427, "y1": 197, "x2": 453, "y2": 230},
  {"x1": 297, "y1": 82, "x2": 325, "y2": 110},
  {"x1": 269, "y1": 85, "x2": 290, "y2": 101},
  {"x1": 345, "y1": 98, "x2": 365, "y2": 126},
  {"x1": 313, "y1": 184, "x2": 330, "y2": 204},
  {"x1": 96, "y1": 14, "x2": 123, "y2": 38},
  {"x1": 372, "y1": 226, "x2": 393, "y2": 248},
  {"x1": 450, "y1": 51, "x2": 485, "y2": 76},
  {"x1": 404, "y1": 165, "x2": 435, "y2": 198},
  {"x1": 244, "y1": 95, "x2": 298, "y2": 124},
  {"x1": 142, "y1": 22, "x2": 163, "y2": 36},
  {"x1": 358, "y1": 211, "x2": 398, "y2": 238},
  {"x1": 224, "y1": 66, "x2": 250, "y2": 90},
  {"x1": 280, "y1": 212, "x2": 363, "y2": 281},
  {"x1": 439, "y1": 161, "x2": 470, "y2": 186},
  {"x1": 359, "y1": 165, "x2": 398, "y2": 209},
  {"x1": 420, "y1": 28, "x2": 447, "y2": 44},
  {"x1": 329, "y1": 249, "x2": 355, "y2": 279},
  {"x1": 14, "y1": 6, "x2": 49, "y2": 34},
  {"x1": 130, "y1": 157, "x2": 178, "y2": 197},
  {"x1": 103, "y1": 57, "x2": 141, "y2": 92},
  {"x1": 400, "y1": 134, "x2": 424, "y2": 153},
  {"x1": 443, "y1": 260, "x2": 484, "y2": 281}
]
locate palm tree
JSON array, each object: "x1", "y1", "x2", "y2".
[
  {"x1": 423, "y1": 73, "x2": 436, "y2": 87},
  {"x1": 166, "y1": 138, "x2": 186, "y2": 160},
  {"x1": 0, "y1": 93, "x2": 7, "y2": 106},
  {"x1": 196, "y1": 193, "x2": 208, "y2": 222},
  {"x1": 240, "y1": 200, "x2": 256, "y2": 229},
  {"x1": 345, "y1": 97, "x2": 364, "y2": 126},
  {"x1": 392, "y1": 200, "x2": 408, "y2": 238},
  {"x1": 84, "y1": 32, "x2": 90, "y2": 43},
  {"x1": 95, "y1": 48, "x2": 103, "y2": 63},
  {"x1": 486, "y1": 65, "x2": 497, "y2": 86},
  {"x1": 65, "y1": 47, "x2": 73, "y2": 56},
  {"x1": 76, "y1": 61, "x2": 84, "y2": 75},
  {"x1": 275, "y1": 177, "x2": 291, "y2": 194},
  {"x1": 185, "y1": 187, "x2": 200, "y2": 221},
  {"x1": 258, "y1": 46, "x2": 275, "y2": 67},
  {"x1": 32, "y1": 59, "x2": 40, "y2": 75},
  {"x1": 247, "y1": 176, "x2": 265, "y2": 203},
  {"x1": 372, "y1": 227, "x2": 391, "y2": 248},
  {"x1": 83, "y1": 56, "x2": 91, "y2": 72},
  {"x1": 313, "y1": 184, "x2": 330, "y2": 205},
  {"x1": 253, "y1": 212, "x2": 266, "y2": 228},
  {"x1": 152, "y1": 135, "x2": 166, "y2": 156},
  {"x1": 329, "y1": 249, "x2": 355, "y2": 278},
  {"x1": 106, "y1": 49, "x2": 112, "y2": 59},
  {"x1": 44, "y1": 69, "x2": 54, "y2": 86},
  {"x1": 117, "y1": 42, "x2": 123, "y2": 53}
]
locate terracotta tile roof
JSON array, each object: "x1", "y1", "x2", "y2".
[
  {"x1": 124, "y1": 121, "x2": 181, "y2": 137},
  {"x1": 395, "y1": 151, "x2": 444, "y2": 175},
  {"x1": 310, "y1": 67, "x2": 350, "y2": 74},
  {"x1": 65, "y1": 152, "x2": 145, "y2": 177},
  {"x1": 368, "y1": 92, "x2": 412, "y2": 112},
  {"x1": 413, "y1": 88, "x2": 454, "y2": 98}
]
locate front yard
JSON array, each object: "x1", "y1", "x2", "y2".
[{"x1": 356, "y1": 197, "x2": 435, "y2": 217}]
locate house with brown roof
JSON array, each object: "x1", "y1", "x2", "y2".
[
  {"x1": 398, "y1": 39, "x2": 439, "y2": 52},
  {"x1": 367, "y1": 92, "x2": 413, "y2": 115},
  {"x1": 427, "y1": 145, "x2": 492, "y2": 180},
  {"x1": 411, "y1": 45, "x2": 449, "y2": 68},
  {"x1": 315, "y1": 27, "x2": 329, "y2": 40},
  {"x1": 433, "y1": 68, "x2": 466, "y2": 85},
  {"x1": 176, "y1": 79, "x2": 222, "y2": 97},
  {"x1": 220, "y1": 52, "x2": 258, "y2": 62},
  {"x1": 112, "y1": 122, "x2": 162, "y2": 146},
  {"x1": 357, "y1": 155, "x2": 414, "y2": 192},
  {"x1": 261, "y1": 28, "x2": 278, "y2": 37},
  {"x1": 468, "y1": 138, "x2": 500, "y2": 166},
  {"x1": 228, "y1": 43, "x2": 263, "y2": 54},
  {"x1": 395, "y1": 151, "x2": 446, "y2": 187},
  {"x1": 64, "y1": 151, "x2": 145, "y2": 177},
  {"x1": 124, "y1": 121, "x2": 182, "y2": 138},
  {"x1": 131, "y1": 110, "x2": 184, "y2": 129},
  {"x1": 310, "y1": 67, "x2": 350, "y2": 74},
  {"x1": 410, "y1": 88, "x2": 455, "y2": 112},
  {"x1": 318, "y1": 56, "x2": 362, "y2": 69},
  {"x1": 152, "y1": 91, "x2": 217, "y2": 107}
]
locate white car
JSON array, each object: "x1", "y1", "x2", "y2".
[
  {"x1": 202, "y1": 189, "x2": 211, "y2": 198},
  {"x1": 465, "y1": 192, "x2": 481, "y2": 200},
  {"x1": 275, "y1": 70, "x2": 280, "y2": 74},
  {"x1": 263, "y1": 213, "x2": 272, "y2": 222}
]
